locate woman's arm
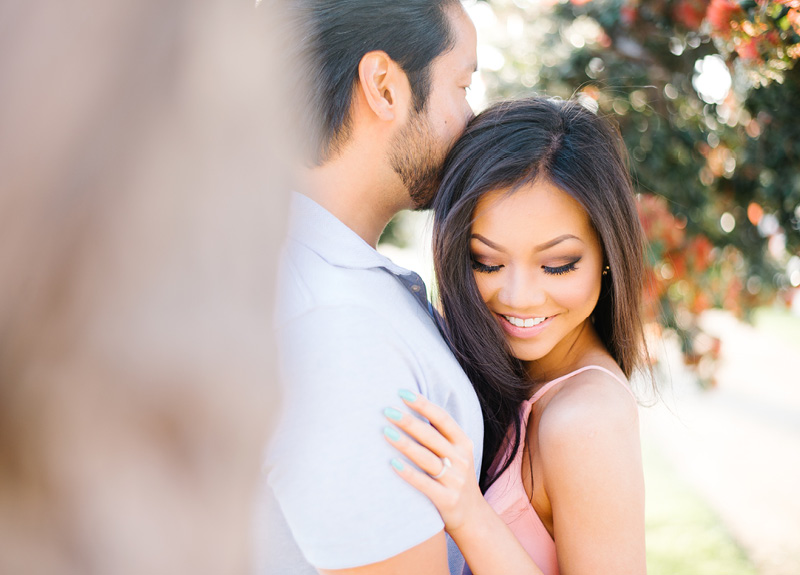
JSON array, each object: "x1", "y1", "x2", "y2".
[
  {"x1": 538, "y1": 373, "x2": 646, "y2": 575},
  {"x1": 384, "y1": 390, "x2": 544, "y2": 575}
]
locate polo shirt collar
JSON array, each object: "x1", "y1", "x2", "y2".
[{"x1": 288, "y1": 191, "x2": 414, "y2": 277}]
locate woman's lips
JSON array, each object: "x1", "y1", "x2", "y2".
[{"x1": 496, "y1": 313, "x2": 555, "y2": 339}]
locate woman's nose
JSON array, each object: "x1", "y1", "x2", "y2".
[{"x1": 497, "y1": 268, "x2": 546, "y2": 310}]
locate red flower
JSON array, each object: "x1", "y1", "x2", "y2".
[
  {"x1": 707, "y1": 0, "x2": 743, "y2": 36},
  {"x1": 670, "y1": 251, "x2": 688, "y2": 280},
  {"x1": 691, "y1": 291, "x2": 712, "y2": 314},
  {"x1": 735, "y1": 32, "x2": 779, "y2": 61},
  {"x1": 674, "y1": 0, "x2": 707, "y2": 30},
  {"x1": 687, "y1": 235, "x2": 714, "y2": 273},
  {"x1": 621, "y1": 5, "x2": 638, "y2": 26},
  {"x1": 766, "y1": 30, "x2": 781, "y2": 46}
]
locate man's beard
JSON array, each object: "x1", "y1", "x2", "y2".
[{"x1": 389, "y1": 110, "x2": 447, "y2": 211}]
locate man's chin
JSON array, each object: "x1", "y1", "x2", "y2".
[
  {"x1": 408, "y1": 178, "x2": 441, "y2": 211},
  {"x1": 410, "y1": 194, "x2": 434, "y2": 211}
]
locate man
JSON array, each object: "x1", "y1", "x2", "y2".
[{"x1": 257, "y1": 2, "x2": 481, "y2": 573}]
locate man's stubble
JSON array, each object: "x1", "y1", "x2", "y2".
[{"x1": 389, "y1": 109, "x2": 449, "y2": 211}]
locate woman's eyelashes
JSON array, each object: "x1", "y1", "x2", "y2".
[
  {"x1": 471, "y1": 258, "x2": 503, "y2": 274},
  {"x1": 471, "y1": 256, "x2": 583, "y2": 276},
  {"x1": 543, "y1": 257, "x2": 581, "y2": 276}
]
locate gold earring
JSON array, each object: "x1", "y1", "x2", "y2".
[{"x1": 602, "y1": 265, "x2": 610, "y2": 276}]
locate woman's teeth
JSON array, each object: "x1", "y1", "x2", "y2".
[{"x1": 504, "y1": 315, "x2": 548, "y2": 328}]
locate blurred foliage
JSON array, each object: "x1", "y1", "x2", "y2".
[{"x1": 474, "y1": 0, "x2": 800, "y2": 372}]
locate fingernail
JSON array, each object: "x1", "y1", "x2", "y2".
[
  {"x1": 384, "y1": 426, "x2": 401, "y2": 441},
  {"x1": 398, "y1": 389, "x2": 417, "y2": 402},
  {"x1": 390, "y1": 458, "x2": 405, "y2": 471},
  {"x1": 384, "y1": 407, "x2": 403, "y2": 421}
]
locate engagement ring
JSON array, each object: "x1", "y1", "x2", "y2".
[{"x1": 431, "y1": 457, "x2": 452, "y2": 480}]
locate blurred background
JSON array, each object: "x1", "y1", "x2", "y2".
[{"x1": 380, "y1": 1, "x2": 800, "y2": 574}]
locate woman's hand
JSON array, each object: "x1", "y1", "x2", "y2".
[
  {"x1": 383, "y1": 389, "x2": 486, "y2": 534},
  {"x1": 384, "y1": 390, "x2": 546, "y2": 575}
]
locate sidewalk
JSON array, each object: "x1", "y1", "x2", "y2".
[{"x1": 641, "y1": 310, "x2": 800, "y2": 575}]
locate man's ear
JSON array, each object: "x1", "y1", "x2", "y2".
[{"x1": 357, "y1": 51, "x2": 409, "y2": 122}]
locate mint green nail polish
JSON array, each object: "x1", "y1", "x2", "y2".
[
  {"x1": 398, "y1": 389, "x2": 417, "y2": 402},
  {"x1": 384, "y1": 426, "x2": 400, "y2": 441},
  {"x1": 384, "y1": 407, "x2": 402, "y2": 421},
  {"x1": 391, "y1": 458, "x2": 405, "y2": 471}
]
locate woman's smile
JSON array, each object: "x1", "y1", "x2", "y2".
[{"x1": 496, "y1": 313, "x2": 556, "y2": 339}]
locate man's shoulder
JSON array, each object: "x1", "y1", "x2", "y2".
[
  {"x1": 281, "y1": 302, "x2": 409, "y2": 356},
  {"x1": 277, "y1": 238, "x2": 425, "y2": 326}
]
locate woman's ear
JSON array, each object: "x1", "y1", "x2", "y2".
[{"x1": 357, "y1": 51, "x2": 410, "y2": 122}]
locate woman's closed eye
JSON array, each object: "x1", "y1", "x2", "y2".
[
  {"x1": 542, "y1": 257, "x2": 581, "y2": 276},
  {"x1": 471, "y1": 258, "x2": 503, "y2": 274}
]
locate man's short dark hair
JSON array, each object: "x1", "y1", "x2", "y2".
[{"x1": 289, "y1": 0, "x2": 460, "y2": 165}]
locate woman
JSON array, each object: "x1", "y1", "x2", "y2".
[{"x1": 383, "y1": 97, "x2": 650, "y2": 574}]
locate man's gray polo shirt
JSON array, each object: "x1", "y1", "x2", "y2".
[{"x1": 256, "y1": 192, "x2": 483, "y2": 573}]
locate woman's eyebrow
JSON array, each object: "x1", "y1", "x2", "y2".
[
  {"x1": 470, "y1": 233, "x2": 582, "y2": 253},
  {"x1": 534, "y1": 234, "x2": 582, "y2": 252},
  {"x1": 470, "y1": 233, "x2": 504, "y2": 252}
]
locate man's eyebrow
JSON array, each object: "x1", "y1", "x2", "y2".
[{"x1": 470, "y1": 233, "x2": 582, "y2": 253}]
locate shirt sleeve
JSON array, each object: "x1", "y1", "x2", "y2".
[{"x1": 267, "y1": 304, "x2": 444, "y2": 569}]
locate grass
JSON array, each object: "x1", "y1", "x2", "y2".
[{"x1": 643, "y1": 439, "x2": 758, "y2": 575}]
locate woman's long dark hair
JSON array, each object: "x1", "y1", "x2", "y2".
[{"x1": 432, "y1": 97, "x2": 648, "y2": 491}]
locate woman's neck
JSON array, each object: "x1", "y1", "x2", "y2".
[{"x1": 525, "y1": 320, "x2": 611, "y2": 384}]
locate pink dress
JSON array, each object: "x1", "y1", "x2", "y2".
[{"x1": 465, "y1": 365, "x2": 636, "y2": 575}]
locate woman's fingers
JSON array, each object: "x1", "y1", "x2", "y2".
[
  {"x1": 387, "y1": 432, "x2": 481, "y2": 534},
  {"x1": 398, "y1": 389, "x2": 473, "y2": 448},
  {"x1": 384, "y1": 395, "x2": 486, "y2": 534},
  {"x1": 383, "y1": 425, "x2": 449, "y2": 477},
  {"x1": 384, "y1": 406, "x2": 453, "y2": 458},
  {"x1": 389, "y1": 457, "x2": 449, "y2": 505},
  {"x1": 384, "y1": 390, "x2": 475, "y2": 485}
]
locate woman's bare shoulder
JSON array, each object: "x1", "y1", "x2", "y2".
[{"x1": 535, "y1": 366, "x2": 639, "y2": 460}]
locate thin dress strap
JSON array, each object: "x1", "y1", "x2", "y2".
[
  {"x1": 503, "y1": 365, "x2": 636, "y2": 482},
  {"x1": 526, "y1": 365, "x2": 636, "y2": 406}
]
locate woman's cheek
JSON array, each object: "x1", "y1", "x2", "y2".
[
  {"x1": 473, "y1": 274, "x2": 496, "y2": 305},
  {"x1": 562, "y1": 270, "x2": 602, "y2": 310}
]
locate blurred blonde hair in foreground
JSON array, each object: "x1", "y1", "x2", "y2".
[{"x1": 0, "y1": 1, "x2": 293, "y2": 573}]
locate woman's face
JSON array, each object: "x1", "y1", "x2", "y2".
[{"x1": 470, "y1": 178, "x2": 605, "y2": 374}]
